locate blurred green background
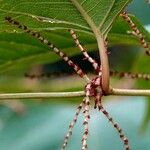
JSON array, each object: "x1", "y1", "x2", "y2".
[{"x1": 0, "y1": 0, "x2": 150, "y2": 150}]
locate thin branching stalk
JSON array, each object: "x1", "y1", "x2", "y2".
[{"x1": 0, "y1": 89, "x2": 150, "y2": 100}]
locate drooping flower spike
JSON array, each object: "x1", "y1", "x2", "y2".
[{"x1": 5, "y1": 16, "x2": 130, "y2": 150}]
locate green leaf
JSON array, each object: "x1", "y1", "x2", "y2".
[
  {"x1": 0, "y1": 0, "x2": 149, "y2": 76},
  {"x1": 0, "y1": 1, "x2": 148, "y2": 72},
  {"x1": 0, "y1": 31, "x2": 97, "y2": 75},
  {"x1": 0, "y1": 0, "x2": 131, "y2": 34},
  {"x1": 109, "y1": 15, "x2": 150, "y2": 46}
]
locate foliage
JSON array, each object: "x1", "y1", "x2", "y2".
[{"x1": 0, "y1": 0, "x2": 150, "y2": 150}]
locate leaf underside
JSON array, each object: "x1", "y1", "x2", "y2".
[{"x1": 1, "y1": 0, "x2": 150, "y2": 75}]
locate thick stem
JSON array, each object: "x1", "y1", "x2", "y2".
[
  {"x1": 70, "y1": 0, "x2": 110, "y2": 94},
  {"x1": 95, "y1": 31, "x2": 110, "y2": 94}
]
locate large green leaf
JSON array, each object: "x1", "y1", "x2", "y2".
[
  {"x1": 0, "y1": 0, "x2": 135, "y2": 74},
  {"x1": 0, "y1": 0, "x2": 150, "y2": 75},
  {"x1": 109, "y1": 15, "x2": 150, "y2": 46},
  {"x1": 0, "y1": 15, "x2": 150, "y2": 75},
  {"x1": 0, "y1": 0, "x2": 131, "y2": 34}
]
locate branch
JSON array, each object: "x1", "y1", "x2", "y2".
[
  {"x1": 0, "y1": 89, "x2": 150, "y2": 100},
  {"x1": 0, "y1": 92, "x2": 85, "y2": 100},
  {"x1": 95, "y1": 32, "x2": 110, "y2": 94},
  {"x1": 109, "y1": 88, "x2": 150, "y2": 96},
  {"x1": 70, "y1": 0, "x2": 110, "y2": 94}
]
